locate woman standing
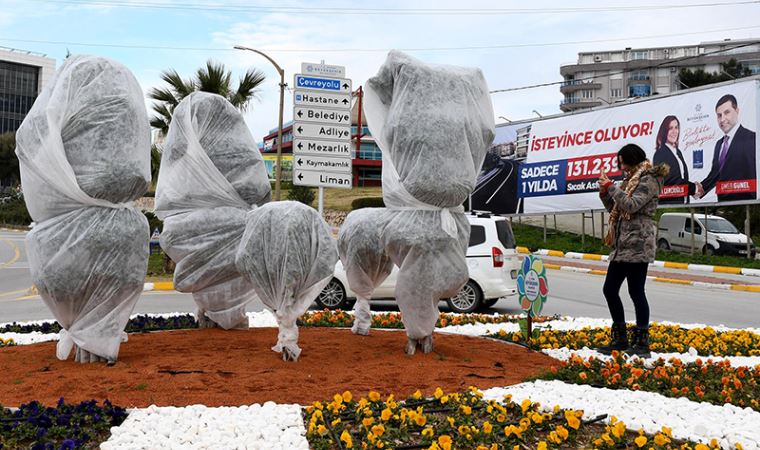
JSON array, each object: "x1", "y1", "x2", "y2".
[
  {"x1": 652, "y1": 115, "x2": 698, "y2": 204},
  {"x1": 597, "y1": 144, "x2": 668, "y2": 357}
]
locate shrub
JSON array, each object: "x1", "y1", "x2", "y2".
[
  {"x1": 143, "y1": 211, "x2": 163, "y2": 233},
  {"x1": 351, "y1": 197, "x2": 385, "y2": 210},
  {"x1": 288, "y1": 185, "x2": 315, "y2": 206},
  {"x1": 0, "y1": 190, "x2": 32, "y2": 226}
]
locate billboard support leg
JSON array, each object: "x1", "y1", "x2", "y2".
[
  {"x1": 747, "y1": 204, "x2": 752, "y2": 259},
  {"x1": 704, "y1": 208, "x2": 708, "y2": 253},
  {"x1": 690, "y1": 208, "x2": 696, "y2": 256},
  {"x1": 600, "y1": 211, "x2": 605, "y2": 243},
  {"x1": 581, "y1": 213, "x2": 586, "y2": 248},
  {"x1": 591, "y1": 211, "x2": 596, "y2": 240},
  {"x1": 543, "y1": 215, "x2": 547, "y2": 243}
]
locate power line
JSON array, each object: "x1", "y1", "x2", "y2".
[
  {"x1": 26, "y1": 0, "x2": 760, "y2": 15},
  {"x1": 489, "y1": 40, "x2": 760, "y2": 94},
  {"x1": 0, "y1": 25, "x2": 758, "y2": 53}
]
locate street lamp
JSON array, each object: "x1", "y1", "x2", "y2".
[
  {"x1": 532, "y1": 110, "x2": 543, "y2": 118},
  {"x1": 498, "y1": 116, "x2": 512, "y2": 123},
  {"x1": 234, "y1": 45, "x2": 286, "y2": 201}
]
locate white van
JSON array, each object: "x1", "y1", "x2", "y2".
[{"x1": 657, "y1": 213, "x2": 755, "y2": 257}]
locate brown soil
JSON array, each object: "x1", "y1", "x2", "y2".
[{"x1": 0, "y1": 328, "x2": 557, "y2": 408}]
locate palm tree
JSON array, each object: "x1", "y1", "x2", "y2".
[{"x1": 148, "y1": 60, "x2": 266, "y2": 137}]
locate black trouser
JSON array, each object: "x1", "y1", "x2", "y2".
[{"x1": 602, "y1": 261, "x2": 650, "y2": 328}]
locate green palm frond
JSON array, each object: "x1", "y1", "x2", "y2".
[
  {"x1": 148, "y1": 86, "x2": 180, "y2": 107},
  {"x1": 196, "y1": 60, "x2": 232, "y2": 98},
  {"x1": 230, "y1": 68, "x2": 266, "y2": 111},
  {"x1": 160, "y1": 69, "x2": 195, "y2": 100}
]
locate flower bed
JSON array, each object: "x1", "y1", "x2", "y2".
[
  {"x1": 536, "y1": 352, "x2": 760, "y2": 411},
  {"x1": 491, "y1": 325, "x2": 760, "y2": 356},
  {"x1": 298, "y1": 310, "x2": 555, "y2": 329},
  {"x1": 303, "y1": 387, "x2": 715, "y2": 450},
  {"x1": 0, "y1": 314, "x2": 198, "y2": 335},
  {"x1": 3, "y1": 312, "x2": 759, "y2": 449},
  {"x1": 0, "y1": 398, "x2": 127, "y2": 450}
]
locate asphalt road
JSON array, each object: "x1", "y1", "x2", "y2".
[{"x1": 2, "y1": 229, "x2": 759, "y2": 328}]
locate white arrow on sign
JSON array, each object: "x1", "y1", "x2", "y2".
[
  {"x1": 293, "y1": 139, "x2": 352, "y2": 157},
  {"x1": 294, "y1": 169, "x2": 352, "y2": 189},
  {"x1": 293, "y1": 90, "x2": 351, "y2": 109},
  {"x1": 293, "y1": 106, "x2": 351, "y2": 125},
  {"x1": 294, "y1": 74, "x2": 352, "y2": 93},
  {"x1": 295, "y1": 155, "x2": 352, "y2": 173},
  {"x1": 293, "y1": 122, "x2": 351, "y2": 140}
]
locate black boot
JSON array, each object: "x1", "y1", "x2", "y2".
[
  {"x1": 596, "y1": 322, "x2": 629, "y2": 355},
  {"x1": 626, "y1": 326, "x2": 651, "y2": 358}
]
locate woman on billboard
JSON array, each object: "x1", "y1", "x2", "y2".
[{"x1": 652, "y1": 115, "x2": 696, "y2": 204}]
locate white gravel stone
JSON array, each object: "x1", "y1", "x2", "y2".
[
  {"x1": 483, "y1": 380, "x2": 759, "y2": 450},
  {"x1": 100, "y1": 403, "x2": 309, "y2": 450}
]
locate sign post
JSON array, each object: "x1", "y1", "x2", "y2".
[
  {"x1": 292, "y1": 64, "x2": 353, "y2": 215},
  {"x1": 517, "y1": 255, "x2": 549, "y2": 349}
]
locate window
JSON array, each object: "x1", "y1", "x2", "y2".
[
  {"x1": 581, "y1": 90, "x2": 594, "y2": 99},
  {"x1": 0, "y1": 61, "x2": 40, "y2": 134},
  {"x1": 631, "y1": 50, "x2": 649, "y2": 60},
  {"x1": 629, "y1": 84, "x2": 651, "y2": 97},
  {"x1": 495, "y1": 220, "x2": 515, "y2": 249},
  {"x1": 684, "y1": 219, "x2": 702, "y2": 235},
  {"x1": 629, "y1": 70, "x2": 649, "y2": 81},
  {"x1": 469, "y1": 225, "x2": 486, "y2": 247},
  {"x1": 610, "y1": 88, "x2": 622, "y2": 98},
  {"x1": 358, "y1": 168, "x2": 381, "y2": 187},
  {"x1": 358, "y1": 143, "x2": 382, "y2": 160}
]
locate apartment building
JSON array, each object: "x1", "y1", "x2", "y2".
[{"x1": 559, "y1": 38, "x2": 760, "y2": 112}]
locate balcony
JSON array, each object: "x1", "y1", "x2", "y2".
[
  {"x1": 560, "y1": 97, "x2": 602, "y2": 112},
  {"x1": 560, "y1": 79, "x2": 602, "y2": 94}
]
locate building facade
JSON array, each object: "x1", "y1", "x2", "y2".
[
  {"x1": 559, "y1": 38, "x2": 760, "y2": 112},
  {"x1": 0, "y1": 47, "x2": 56, "y2": 134},
  {"x1": 259, "y1": 94, "x2": 382, "y2": 187}
]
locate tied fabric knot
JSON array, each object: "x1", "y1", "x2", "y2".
[
  {"x1": 381, "y1": 151, "x2": 465, "y2": 240},
  {"x1": 56, "y1": 329, "x2": 75, "y2": 360}
]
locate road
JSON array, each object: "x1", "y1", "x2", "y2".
[{"x1": 1, "y1": 229, "x2": 759, "y2": 328}]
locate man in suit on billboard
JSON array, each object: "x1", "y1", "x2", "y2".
[{"x1": 697, "y1": 94, "x2": 757, "y2": 202}]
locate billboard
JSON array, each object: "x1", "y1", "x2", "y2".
[
  {"x1": 262, "y1": 154, "x2": 293, "y2": 181},
  {"x1": 473, "y1": 78, "x2": 760, "y2": 215}
]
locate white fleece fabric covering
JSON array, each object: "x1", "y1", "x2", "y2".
[{"x1": 15, "y1": 55, "x2": 151, "y2": 361}]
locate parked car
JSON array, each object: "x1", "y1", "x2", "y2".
[
  {"x1": 657, "y1": 213, "x2": 755, "y2": 257},
  {"x1": 316, "y1": 212, "x2": 520, "y2": 313}
]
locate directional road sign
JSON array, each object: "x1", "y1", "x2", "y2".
[
  {"x1": 294, "y1": 169, "x2": 352, "y2": 189},
  {"x1": 294, "y1": 74, "x2": 352, "y2": 93},
  {"x1": 293, "y1": 122, "x2": 352, "y2": 141},
  {"x1": 292, "y1": 67, "x2": 353, "y2": 190},
  {"x1": 295, "y1": 155, "x2": 352, "y2": 173},
  {"x1": 293, "y1": 90, "x2": 351, "y2": 109},
  {"x1": 293, "y1": 139, "x2": 352, "y2": 157},
  {"x1": 293, "y1": 106, "x2": 351, "y2": 125}
]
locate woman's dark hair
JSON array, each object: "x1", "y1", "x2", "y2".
[
  {"x1": 655, "y1": 115, "x2": 679, "y2": 149},
  {"x1": 617, "y1": 143, "x2": 647, "y2": 167}
]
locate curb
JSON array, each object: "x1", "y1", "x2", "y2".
[
  {"x1": 143, "y1": 282, "x2": 174, "y2": 291},
  {"x1": 532, "y1": 248, "x2": 760, "y2": 277},
  {"x1": 542, "y1": 262, "x2": 752, "y2": 291}
]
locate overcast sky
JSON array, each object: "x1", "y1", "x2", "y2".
[{"x1": 2, "y1": 0, "x2": 759, "y2": 142}]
